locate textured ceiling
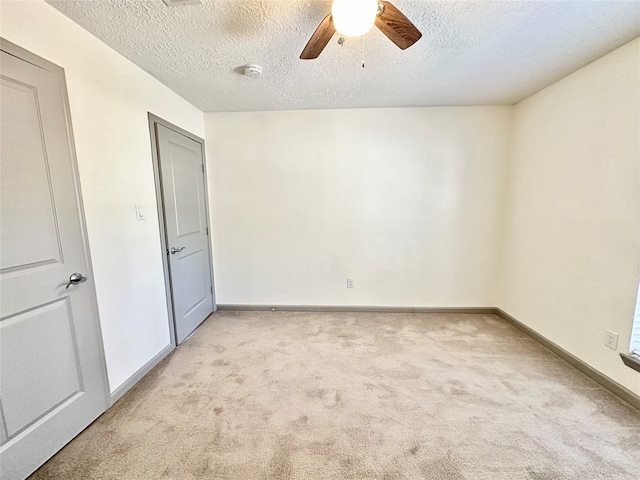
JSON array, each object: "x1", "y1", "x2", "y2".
[{"x1": 47, "y1": 0, "x2": 640, "y2": 112}]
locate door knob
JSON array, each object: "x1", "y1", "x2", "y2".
[
  {"x1": 66, "y1": 273, "x2": 87, "y2": 289},
  {"x1": 170, "y1": 246, "x2": 186, "y2": 254}
]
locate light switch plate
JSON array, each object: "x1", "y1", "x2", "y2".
[{"x1": 135, "y1": 204, "x2": 145, "y2": 221}]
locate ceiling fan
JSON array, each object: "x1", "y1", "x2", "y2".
[{"x1": 300, "y1": 0, "x2": 422, "y2": 60}]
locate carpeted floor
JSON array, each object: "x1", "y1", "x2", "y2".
[{"x1": 30, "y1": 311, "x2": 640, "y2": 479}]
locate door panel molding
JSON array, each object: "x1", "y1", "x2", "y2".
[
  {"x1": 1, "y1": 297, "x2": 83, "y2": 439},
  {"x1": 0, "y1": 76, "x2": 65, "y2": 273},
  {"x1": 147, "y1": 113, "x2": 217, "y2": 348}
]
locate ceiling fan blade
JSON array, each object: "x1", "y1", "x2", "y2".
[
  {"x1": 375, "y1": 1, "x2": 422, "y2": 50},
  {"x1": 300, "y1": 14, "x2": 336, "y2": 59}
]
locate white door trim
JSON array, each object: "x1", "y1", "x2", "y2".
[{"x1": 147, "y1": 113, "x2": 217, "y2": 348}]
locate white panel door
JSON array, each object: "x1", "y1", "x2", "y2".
[
  {"x1": 0, "y1": 44, "x2": 108, "y2": 479},
  {"x1": 156, "y1": 124, "x2": 213, "y2": 344}
]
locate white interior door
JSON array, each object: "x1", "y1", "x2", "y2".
[
  {"x1": 155, "y1": 123, "x2": 214, "y2": 344},
  {"x1": 0, "y1": 43, "x2": 109, "y2": 479}
]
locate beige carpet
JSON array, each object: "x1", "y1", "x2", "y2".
[{"x1": 31, "y1": 311, "x2": 640, "y2": 479}]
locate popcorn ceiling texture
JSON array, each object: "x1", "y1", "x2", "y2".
[{"x1": 46, "y1": 0, "x2": 640, "y2": 112}]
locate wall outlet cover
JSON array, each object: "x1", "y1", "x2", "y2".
[
  {"x1": 347, "y1": 278, "x2": 354, "y2": 289},
  {"x1": 604, "y1": 330, "x2": 618, "y2": 350}
]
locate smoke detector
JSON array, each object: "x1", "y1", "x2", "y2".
[
  {"x1": 162, "y1": 0, "x2": 202, "y2": 6},
  {"x1": 244, "y1": 64, "x2": 263, "y2": 78}
]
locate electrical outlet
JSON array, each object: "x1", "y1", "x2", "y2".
[
  {"x1": 346, "y1": 278, "x2": 354, "y2": 289},
  {"x1": 604, "y1": 330, "x2": 619, "y2": 350}
]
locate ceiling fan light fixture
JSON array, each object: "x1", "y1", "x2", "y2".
[
  {"x1": 331, "y1": 0, "x2": 378, "y2": 37},
  {"x1": 300, "y1": 0, "x2": 421, "y2": 60}
]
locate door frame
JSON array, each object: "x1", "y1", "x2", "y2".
[
  {"x1": 147, "y1": 113, "x2": 216, "y2": 347},
  {"x1": 0, "y1": 38, "x2": 110, "y2": 406}
]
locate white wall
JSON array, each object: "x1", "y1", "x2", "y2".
[
  {"x1": 205, "y1": 107, "x2": 512, "y2": 307},
  {"x1": 1, "y1": 0, "x2": 205, "y2": 393},
  {"x1": 499, "y1": 38, "x2": 640, "y2": 395},
  {"x1": 4, "y1": 0, "x2": 637, "y2": 400}
]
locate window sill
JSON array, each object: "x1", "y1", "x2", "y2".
[{"x1": 620, "y1": 353, "x2": 640, "y2": 373}]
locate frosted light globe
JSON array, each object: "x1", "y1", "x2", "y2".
[{"x1": 331, "y1": 0, "x2": 378, "y2": 37}]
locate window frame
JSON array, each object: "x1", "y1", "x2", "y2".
[{"x1": 620, "y1": 280, "x2": 640, "y2": 372}]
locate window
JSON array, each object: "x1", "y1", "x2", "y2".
[
  {"x1": 621, "y1": 281, "x2": 640, "y2": 373},
  {"x1": 630, "y1": 281, "x2": 640, "y2": 355}
]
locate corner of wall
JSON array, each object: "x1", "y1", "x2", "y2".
[{"x1": 494, "y1": 105, "x2": 518, "y2": 308}]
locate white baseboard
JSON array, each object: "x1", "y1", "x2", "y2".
[
  {"x1": 109, "y1": 343, "x2": 174, "y2": 406},
  {"x1": 216, "y1": 304, "x2": 496, "y2": 314}
]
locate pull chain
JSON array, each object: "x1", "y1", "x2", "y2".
[{"x1": 361, "y1": 35, "x2": 365, "y2": 68}]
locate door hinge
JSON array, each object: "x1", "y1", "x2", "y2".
[
  {"x1": 206, "y1": 226, "x2": 209, "y2": 236},
  {"x1": 210, "y1": 286, "x2": 213, "y2": 294},
  {"x1": 201, "y1": 163, "x2": 204, "y2": 173}
]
